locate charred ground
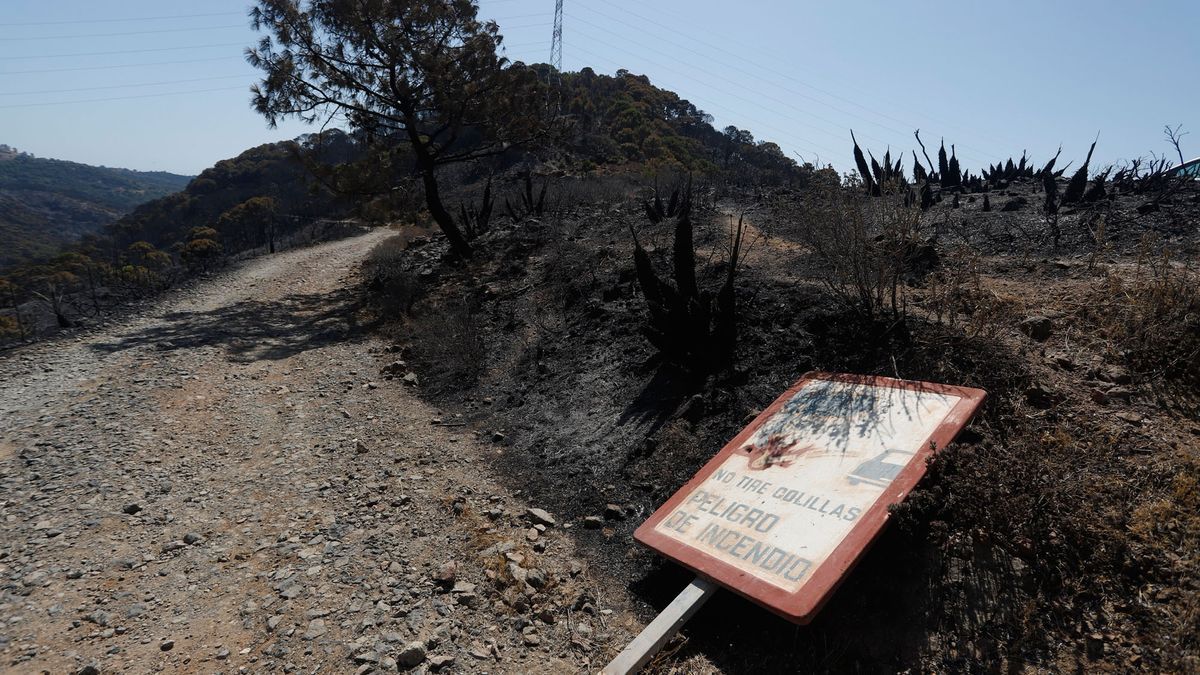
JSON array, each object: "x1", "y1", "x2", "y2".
[{"x1": 362, "y1": 169, "x2": 1199, "y2": 672}]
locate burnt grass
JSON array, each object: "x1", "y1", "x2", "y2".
[{"x1": 364, "y1": 177, "x2": 1199, "y2": 672}]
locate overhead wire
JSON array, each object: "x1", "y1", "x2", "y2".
[
  {"x1": 0, "y1": 74, "x2": 250, "y2": 97},
  {"x1": 1, "y1": 56, "x2": 243, "y2": 76},
  {"x1": 0, "y1": 86, "x2": 248, "y2": 109},
  {"x1": 0, "y1": 42, "x2": 248, "y2": 60},
  {"x1": 0, "y1": 11, "x2": 244, "y2": 27},
  {"x1": 586, "y1": 0, "x2": 1021, "y2": 159},
  {"x1": 568, "y1": 5, "x2": 997, "y2": 168},
  {"x1": 557, "y1": 41, "x2": 845, "y2": 163},
  {"x1": 0, "y1": 24, "x2": 247, "y2": 41},
  {"x1": 561, "y1": 15, "x2": 900, "y2": 165}
]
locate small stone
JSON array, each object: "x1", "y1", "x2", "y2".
[
  {"x1": 216, "y1": 646, "x2": 231, "y2": 660},
  {"x1": 183, "y1": 532, "x2": 203, "y2": 545},
  {"x1": 402, "y1": 372, "x2": 419, "y2": 385},
  {"x1": 1115, "y1": 411, "x2": 1144, "y2": 425},
  {"x1": 428, "y1": 654, "x2": 456, "y2": 670},
  {"x1": 526, "y1": 507, "x2": 556, "y2": 527},
  {"x1": 396, "y1": 641, "x2": 427, "y2": 668},
  {"x1": 1018, "y1": 316, "x2": 1053, "y2": 342},
  {"x1": 525, "y1": 568, "x2": 547, "y2": 589},
  {"x1": 161, "y1": 540, "x2": 186, "y2": 553},
  {"x1": 125, "y1": 603, "x2": 147, "y2": 619},
  {"x1": 1098, "y1": 366, "x2": 1133, "y2": 385},
  {"x1": 432, "y1": 561, "x2": 457, "y2": 585},
  {"x1": 583, "y1": 515, "x2": 604, "y2": 529},
  {"x1": 122, "y1": 503, "x2": 141, "y2": 515},
  {"x1": 507, "y1": 561, "x2": 528, "y2": 585},
  {"x1": 304, "y1": 618, "x2": 327, "y2": 640},
  {"x1": 353, "y1": 651, "x2": 380, "y2": 664},
  {"x1": 468, "y1": 643, "x2": 491, "y2": 659},
  {"x1": 1048, "y1": 352, "x2": 1077, "y2": 371},
  {"x1": 355, "y1": 439, "x2": 369, "y2": 454},
  {"x1": 604, "y1": 504, "x2": 626, "y2": 521},
  {"x1": 267, "y1": 615, "x2": 283, "y2": 631},
  {"x1": 492, "y1": 431, "x2": 506, "y2": 443},
  {"x1": 160, "y1": 639, "x2": 175, "y2": 652},
  {"x1": 1107, "y1": 387, "x2": 1134, "y2": 401},
  {"x1": 1025, "y1": 385, "x2": 1061, "y2": 409}
]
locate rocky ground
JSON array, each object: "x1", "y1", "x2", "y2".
[{"x1": 0, "y1": 230, "x2": 640, "y2": 674}]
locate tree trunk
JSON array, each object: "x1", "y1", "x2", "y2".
[
  {"x1": 420, "y1": 166, "x2": 472, "y2": 258},
  {"x1": 86, "y1": 265, "x2": 101, "y2": 316},
  {"x1": 404, "y1": 117, "x2": 472, "y2": 259}
]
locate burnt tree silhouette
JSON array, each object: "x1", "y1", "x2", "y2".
[{"x1": 247, "y1": 0, "x2": 548, "y2": 258}]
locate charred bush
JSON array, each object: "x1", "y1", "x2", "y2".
[
  {"x1": 852, "y1": 131, "x2": 907, "y2": 197},
  {"x1": 630, "y1": 186, "x2": 746, "y2": 373},
  {"x1": 1086, "y1": 240, "x2": 1200, "y2": 404},
  {"x1": 364, "y1": 234, "x2": 428, "y2": 318},
  {"x1": 794, "y1": 179, "x2": 929, "y2": 322},
  {"x1": 1062, "y1": 139, "x2": 1097, "y2": 205},
  {"x1": 643, "y1": 182, "x2": 685, "y2": 224},
  {"x1": 404, "y1": 296, "x2": 487, "y2": 391},
  {"x1": 458, "y1": 175, "x2": 494, "y2": 239}
]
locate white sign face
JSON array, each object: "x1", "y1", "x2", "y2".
[{"x1": 648, "y1": 378, "x2": 961, "y2": 595}]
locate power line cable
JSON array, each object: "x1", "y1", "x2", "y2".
[
  {"x1": 570, "y1": 5, "x2": 997, "y2": 168},
  {"x1": 0, "y1": 74, "x2": 249, "y2": 96},
  {"x1": 494, "y1": 21, "x2": 553, "y2": 30},
  {"x1": 586, "y1": 0, "x2": 1021, "y2": 156},
  {"x1": 0, "y1": 42, "x2": 247, "y2": 60},
  {"x1": 0, "y1": 85, "x2": 247, "y2": 109},
  {"x1": 564, "y1": 13, "x2": 932, "y2": 165},
  {"x1": 0, "y1": 11, "x2": 244, "y2": 27},
  {"x1": 572, "y1": 4, "x2": 964, "y2": 160},
  {"x1": 487, "y1": 13, "x2": 554, "y2": 21},
  {"x1": 1, "y1": 56, "x2": 243, "y2": 75},
  {"x1": 0, "y1": 24, "x2": 247, "y2": 41},
  {"x1": 561, "y1": 42, "x2": 844, "y2": 162}
]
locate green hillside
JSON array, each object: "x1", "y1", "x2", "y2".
[{"x1": 0, "y1": 149, "x2": 191, "y2": 271}]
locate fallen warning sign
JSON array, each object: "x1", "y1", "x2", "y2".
[
  {"x1": 604, "y1": 372, "x2": 985, "y2": 673},
  {"x1": 636, "y1": 372, "x2": 985, "y2": 622}
]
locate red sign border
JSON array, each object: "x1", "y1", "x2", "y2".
[{"x1": 633, "y1": 371, "x2": 987, "y2": 624}]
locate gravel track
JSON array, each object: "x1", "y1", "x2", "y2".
[{"x1": 0, "y1": 231, "x2": 634, "y2": 674}]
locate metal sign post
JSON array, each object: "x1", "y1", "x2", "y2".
[{"x1": 603, "y1": 372, "x2": 986, "y2": 673}]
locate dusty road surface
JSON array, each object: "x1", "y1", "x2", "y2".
[{"x1": 0, "y1": 231, "x2": 638, "y2": 674}]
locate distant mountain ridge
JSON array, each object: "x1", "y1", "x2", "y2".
[{"x1": 0, "y1": 147, "x2": 192, "y2": 271}]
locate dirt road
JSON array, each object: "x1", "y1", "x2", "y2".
[{"x1": 0, "y1": 231, "x2": 636, "y2": 674}]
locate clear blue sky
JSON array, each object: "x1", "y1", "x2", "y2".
[{"x1": 2, "y1": 0, "x2": 1196, "y2": 176}]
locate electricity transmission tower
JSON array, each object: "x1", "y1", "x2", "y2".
[{"x1": 550, "y1": 0, "x2": 563, "y2": 76}]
